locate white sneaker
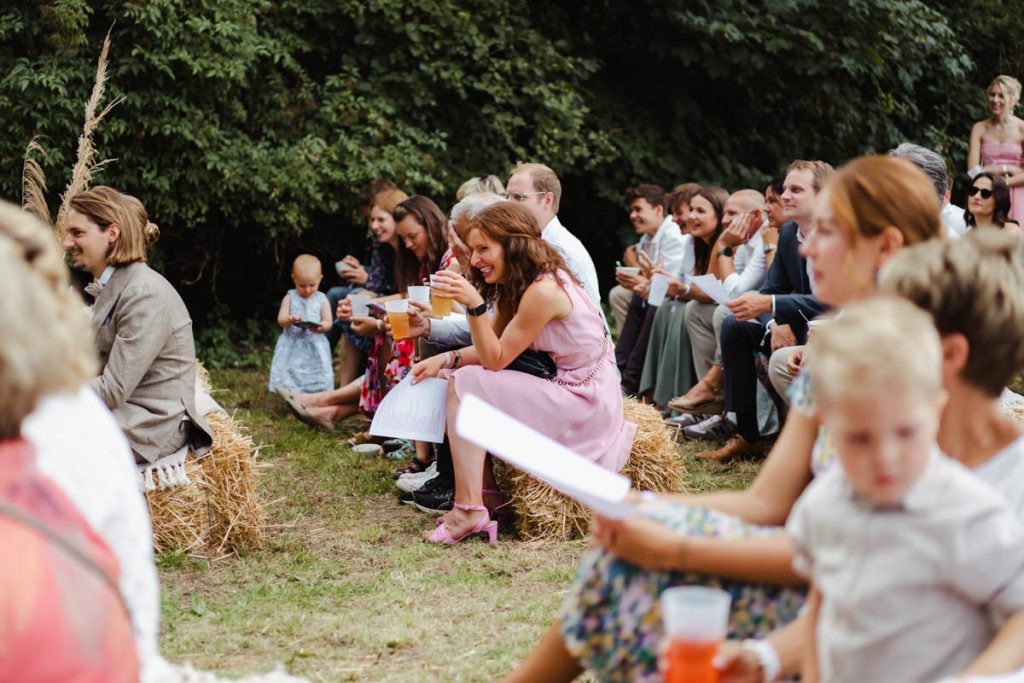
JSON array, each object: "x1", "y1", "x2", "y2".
[
  {"x1": 682, "y1": 413, "x2": 736, "y2": 441},
  {"x1": 665, "y1": 413, "x2": 703, "y2": 429},
  {"x1": 396, "y1": 462, "x2": 438, "y2": 493}
]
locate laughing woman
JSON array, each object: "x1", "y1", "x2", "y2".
[{"x1": 410, "y1": 201, "x2": 636, "y2": 545}]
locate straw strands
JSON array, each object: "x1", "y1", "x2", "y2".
[
  {"x1": 147, "y1": 400, "x2": 266, "y2": 559},
  {"x1": 492, "y1": 398, "x2": 685, "y2": 541},
  {"x1": 21, "y1": 139, "x2": 51, "y2": 228}
]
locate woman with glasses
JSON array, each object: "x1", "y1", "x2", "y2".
[{"x1": 965, "y1": 172, "x2": 1021, "y2": 233}]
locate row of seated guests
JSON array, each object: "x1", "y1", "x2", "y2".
[{"x1": 502, "y1": 155, "x2": 1024, "y2": 682}]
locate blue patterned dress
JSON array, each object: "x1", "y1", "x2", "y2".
[{"x1": 268, "y1": 289, "x2": 334, "y2": 393}]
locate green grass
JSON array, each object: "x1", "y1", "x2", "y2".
[{"x1": 158, "y1": 368, "x2": 756, "y2": 681}]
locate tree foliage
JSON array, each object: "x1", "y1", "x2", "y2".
[{"x1": 0, "y1": 0, "x2": 1013, "y2": 321}]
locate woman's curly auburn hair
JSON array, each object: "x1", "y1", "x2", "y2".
[{"x1": 467, "y1": 201, "x2": 576, "y2": 318}]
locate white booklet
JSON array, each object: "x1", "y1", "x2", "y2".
[
  {"x1": 455, "y1": 394, "x2": 637, "y2": 519},
  {"x1": 685, "y1": 274, "x2": 732, "y2": 305},
  {"x1": 369, "y1": 374, "x2": 448, "y2": 443}
]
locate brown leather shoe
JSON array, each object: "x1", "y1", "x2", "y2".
[{"x1": 694, "y1": 435, "x2": 764, "y2": 462}]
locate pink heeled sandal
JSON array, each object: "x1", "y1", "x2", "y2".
[
  {"x1": 435, "y1": 489, "x2": 508, "y2": 526},
  {"x1": 425, "y1": 503, "x2": 497, "y2": 545}
]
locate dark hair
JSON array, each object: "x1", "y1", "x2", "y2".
[
  {"x1": 624, "y1": 184, "x2": 666, "y2": 212},
  {"x1": 468, "y1": 202, "x2": 575, "y2": 318},
  {"x1": 964, "y1": 172, "x2": 1012, "y2": 229},
  {"x1": 358, "y1": 179, "x2": 399, "y2": 214},
  {"x1": 393, "y1": 196, "x2": 449, "y2": 292},
  {"x1": 691, "y1": 186, "x2": 728, "y2": 273},
  {"x1": 667, "y1": 183, "x2": 702, "y2": 214},
  {"x1": 767, "y1": 174, "x2": 786, "y2": 197}
]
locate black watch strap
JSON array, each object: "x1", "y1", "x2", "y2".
[
  {"x1": 717, "y1": 246, "x2": 734, "y2": 258},
  {"x1": 466, "y1": 302, "x2": 488, "y2": 317}
]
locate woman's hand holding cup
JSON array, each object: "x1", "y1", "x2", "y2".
[
  {"x1": 431, "y1": 270, "x2": 483, "y2": 309},
  {"x1": 336, "y1": 298, "x2": 353, "y2": 322}
]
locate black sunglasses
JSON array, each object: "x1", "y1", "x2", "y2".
[{"x1": 969, "y1": 186, "x2": 994, "y2": 199}]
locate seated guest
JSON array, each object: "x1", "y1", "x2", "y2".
[
  {"x1": 638, "y1": 186, "x2": 727, "y2": 408},
  {"x1": 966, "y1": 172, "x2": 1022, "y2": 233},
  {"x1": 505, "y1": 162, "x2": 602, "y2": 309},
  {"x1": 699, "y1": 160, "x2": 832, "y2": 460},
  {"x1": 456, "y1": 174, "x2": 505, "y2": 200},
  {"x1": 786, "y1": 298, "x2": 1024, "y2": 682},
  {"x1": 409, "y1": 202, "x2": 635, "y2": 544},
  {"x1": 0, "y1": 201, "x2": 144, "y2": 681},
  {"x1": 615, "y1": 184, "x2": 690, "y2": 394},
  {"x1": 62, "y1": 186, "x2": 213, "y2": 465}
]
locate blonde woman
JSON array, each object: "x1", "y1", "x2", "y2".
[{"x1": 968, "y1": 75, "x2": 1024, "y2": 224}]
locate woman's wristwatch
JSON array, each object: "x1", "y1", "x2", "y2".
[{"x1": 466, "y1": 301, "x2": 487, "y2": 317}]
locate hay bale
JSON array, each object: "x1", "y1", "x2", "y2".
[
  {"x1": 147, "y1": 411, "x2": 265, "y2": 558},
  {"x1": 493, "y1": 398, "x2": 685, "y2": 541}
]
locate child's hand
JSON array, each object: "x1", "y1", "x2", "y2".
[
  {"x1": 350, "y1": 316, "x2": 381, "y2": 337},
  {"x1": 409, "y1": 354, "x2": 448, "y2": 384},
  {"x1": 336, "y1": 298, "x2": 353, "y2": 322}
]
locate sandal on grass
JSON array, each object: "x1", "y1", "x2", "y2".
[
  {"x1": 393, "y1": 457, "x2": 433, "y2": 479},
  {"x1": 386, "y1": 440, "x2": 417, "y2": 461},
  {"x1": 345, "y1": 431, "x2": 384, "y2": 447}
]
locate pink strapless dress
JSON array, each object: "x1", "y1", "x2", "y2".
[
  {"x1": 452, "y1": 271, "x2": 636, "y2": 472},
  {"x1": 981, "y1": 141, "x2": 1024, "y2": 224}
]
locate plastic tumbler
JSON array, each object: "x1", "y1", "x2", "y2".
[
  {"x1": 430, "y1": 274, "x2": 454, "y2": 317},
  {"x1": 350, "y1": 294, "x2": 370, "y2": 317},
  {"x1": 407, "y1": 285, "x2": 431, "y2": 305},
  {"x1": 661, "y1": 586, "x2": 731, "y2": 683},
  {"x1": 385, "y1": 299, "x2": 411, "y2": 339}
]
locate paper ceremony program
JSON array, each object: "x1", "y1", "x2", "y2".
[
  {"x1": 369, "y1": 374, "x2": 448, "y2": 443},
  {"x1": 685, "y1": 274, "x2": 732, "y2": 305},
  {"x1": 455, "y1": 394, "x2": 637, "y2": 519}
]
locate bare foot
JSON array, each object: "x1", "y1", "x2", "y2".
[
  {"x1": 680, "y1": 379, "x2": 717, "y2": 404},
  {"x1": 428, "y1": 506, "x2": 486, "y2": 540}
]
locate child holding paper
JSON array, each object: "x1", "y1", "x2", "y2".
[
  {"x1": 269, "y1": 254, "x2": 333, "y2": 394},
  {"x1": 784, "y1": 297, "x2": 1024, "y2": 682}
]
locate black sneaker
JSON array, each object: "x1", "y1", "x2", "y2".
[{"x1": 411, "y1": 474, "x2": 455, "y2": 513}]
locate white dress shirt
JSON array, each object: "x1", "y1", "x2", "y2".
[
  {"x1": 637, "y1": 216, "x2": 689, "y2": 277},
  {"x1": 722, "y1": 230, "x2": 767, "y2": 298},
  {"x1": 943, "y1": 202, "x2": 968, "y2": 238},
  {"x1": 542, "y1": 215, "x2": 602, "y2": 309}
]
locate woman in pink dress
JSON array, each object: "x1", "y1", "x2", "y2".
[
  {"x1": 968, "y1": 75, "x2": 1024, "y2": 224},
  {"x1": 409, "y1": 201, "x2": 636, "y2": 545}
]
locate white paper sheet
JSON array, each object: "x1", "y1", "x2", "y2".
[
  {"x1": 685, "y1": 274, "x2": 732, "y2": 305},
  {"x1": 369, "y1": 374, "x2": 448, "y2": 443},
  {"x1": 455, "y1": 394, "x2": 637, "y2": 519}
]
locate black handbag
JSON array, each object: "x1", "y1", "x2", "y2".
[{"x1": 506, "y1": 348, "x2": 557, "y2": 379}]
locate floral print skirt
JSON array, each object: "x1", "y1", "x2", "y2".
[{"x1": 558, "y1": 499, "x2": 806, "y2": 683}]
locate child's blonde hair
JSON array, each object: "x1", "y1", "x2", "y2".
[
  {"x1": 879, "y1": 230, "x2": 1024, "y2": 396},
  {"x1": 292, "y1": 253, "x2": 322, "y2": 279},
  {"x1": 807, "y1": 297, "x2": 942, "y2": 410},
  {"x1": 0, "y1": 201, "x2": 96, "y2": 438}
]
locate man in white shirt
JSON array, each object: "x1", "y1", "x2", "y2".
[{"x1": 505, "y1": 163, "x2": 602, "y2": 309}]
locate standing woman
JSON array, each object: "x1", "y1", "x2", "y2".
[
  {"x1": 968, "y1": 75, "x2": 1024, "y2": 224},
  {"x1": 638, "y1": 186, "x2": 726, "y2": 409},
  {"x1": 965, "y1": 172, "x2": 1021, "y2": 233},
  {"x1": 410, "y1": 202, "x2": 635, "y2": 545},
  {"x1": 62, "y1": 186, "x2": 212, "y2": 466}
]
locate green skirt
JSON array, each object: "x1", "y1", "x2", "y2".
[{"x1": 638, "y1": 299, "x2": 694, "y2": 408}]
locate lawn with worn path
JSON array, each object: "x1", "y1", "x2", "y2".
[{"x1": 158, "y1": 368, "x2": 758, "y2": 682}]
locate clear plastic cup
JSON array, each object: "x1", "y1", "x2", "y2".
[
  {"x1": 407, "y1": 285, "x2": 431, "y2": 304},
  {"x1": 661, "y1": 586, "x2": 731, "y2": 683},
  {"x1": 350, "y1": 294, "x2": 370, "y2": 317},
  {"x1": 429, "y1": 275, "x2": 454, "y2": 317},
  {"x1": 385, "y1": 299, "x2": 410, "y2": 339}
]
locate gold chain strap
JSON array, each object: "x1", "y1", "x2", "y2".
[{"x1": 548, "y1": 335, "x2": 610, "y2": 387}]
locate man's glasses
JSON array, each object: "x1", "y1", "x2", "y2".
[
  {"x1": 504, "y1": 191, "x2": 547, "y2": 202},
  {"x1": 969, "y1": 186, "x2": 994, "y2": 199}
]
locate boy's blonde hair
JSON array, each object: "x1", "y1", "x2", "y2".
[
  {"x1": 0, "y1": 201, "x2": 96, "y2": 438},
  {"x1": 292, "y1": 253, "x2": 322, "y2": 279},
  {"x1": 879, "y1": 230, "x2": 1024, "y2": 396},
  {"x1": 807, "y1": 297, "x2": 942, "y2": 410}
]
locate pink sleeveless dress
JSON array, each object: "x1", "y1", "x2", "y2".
[
  {"x1": 981, "y1": 141, "x2": 1024, "y2": 224},
  {"x1": 452, "y1": 271, "x2": 636, "y2": 472}
]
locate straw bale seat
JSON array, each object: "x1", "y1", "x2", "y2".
[{"x1": 492, "y1": 397, "x2": 685, "y2": 541}]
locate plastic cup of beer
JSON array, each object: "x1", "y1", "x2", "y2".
[
  {"x1": 407, "y1": 285, "x2": 431, "y2": 305},
  {"x1": 385, "y1": 299, "x2": 411, "y2": 339},
  {"x1": 661, "y1": 586, "x2": 731, "y2": 683},
  {"x1": 430, "y1": 275, "x2": 454, "y2": 317}
]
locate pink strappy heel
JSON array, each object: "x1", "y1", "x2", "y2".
[
  {"x1": 435, "y1": 489, "x2": 508, "y2": 526},
  {"x1": 425, "y1": 503, "x2": 497, "y2": 545}
]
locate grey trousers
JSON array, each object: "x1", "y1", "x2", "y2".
[
  {"x1": 609, "y1": 284, "x2": 632, "y2": 335},
  {"x1": 684, "y1": 301, "x2": 732, "y2": 379},
  {"x1": 768, "y1": 345, "x2": 803, "y2": 403}
]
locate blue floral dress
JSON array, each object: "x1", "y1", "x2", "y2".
[
  {"x1": 268, "y1": 289, "x2": 333, "y2": 393},
  {"x1": 558, "y1": 370, "x2": 832, "y2": 683}
]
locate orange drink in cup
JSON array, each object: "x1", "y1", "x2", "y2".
[
  {"x1": 661, "y1": 587, "x2": 731, "y2": 683},
  {"x1": 430, "y1": 274, "x2": 453, "y2": 317},
  {"x1": 385, "y1": 299, "x2": 411, "y2": 339}
]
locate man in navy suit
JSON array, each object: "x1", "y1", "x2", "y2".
[{"x1": 697, "y1": 160, "x2": 833, "y2": 461}]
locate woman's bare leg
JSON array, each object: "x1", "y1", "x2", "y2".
[
  {"x1": 431, "y1": 382, "x2": 488, "y2": 537},
  {"x1": 336, "y1": 334, "x2": 365, "y2": 387},
  {"x1": 501, "y1": 621, "x2": 582, "y2": 683},
  {"x1": 295, "y1": 377, "x2": 362, "y2": 409}
]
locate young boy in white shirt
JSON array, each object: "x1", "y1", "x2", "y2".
[{"x1": 785, "y1": 297, "x2": 1024, "y2": 683}]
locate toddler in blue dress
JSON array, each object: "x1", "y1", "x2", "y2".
[{"x1": 268, "y1": 254, "x2": 334, "y2": 393}]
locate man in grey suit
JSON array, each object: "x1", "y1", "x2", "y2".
[{"x1": 64, "y1": 186, "x2": 212, "y2": 464}]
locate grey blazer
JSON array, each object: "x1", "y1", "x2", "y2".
[{"x1": 89, "y1": 262, "x2": 213, "y2": 463}]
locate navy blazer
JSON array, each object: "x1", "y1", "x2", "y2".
[{"x1": 758, "y1": 221, "x2": 828, "y2": 338}]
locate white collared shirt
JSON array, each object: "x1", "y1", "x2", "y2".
[
  {"x1": 98, "y1": 265, "x2": 116, "y2": 286},
  {"x1": 542, "y1": 216, "x2": 602, "y2": 309},
  {"x1": 637, "y1": 216, "x2": 690, "y2": 277},
  {"x1": 722, "y1": 230, "x2": 767, "y2": 298}
]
